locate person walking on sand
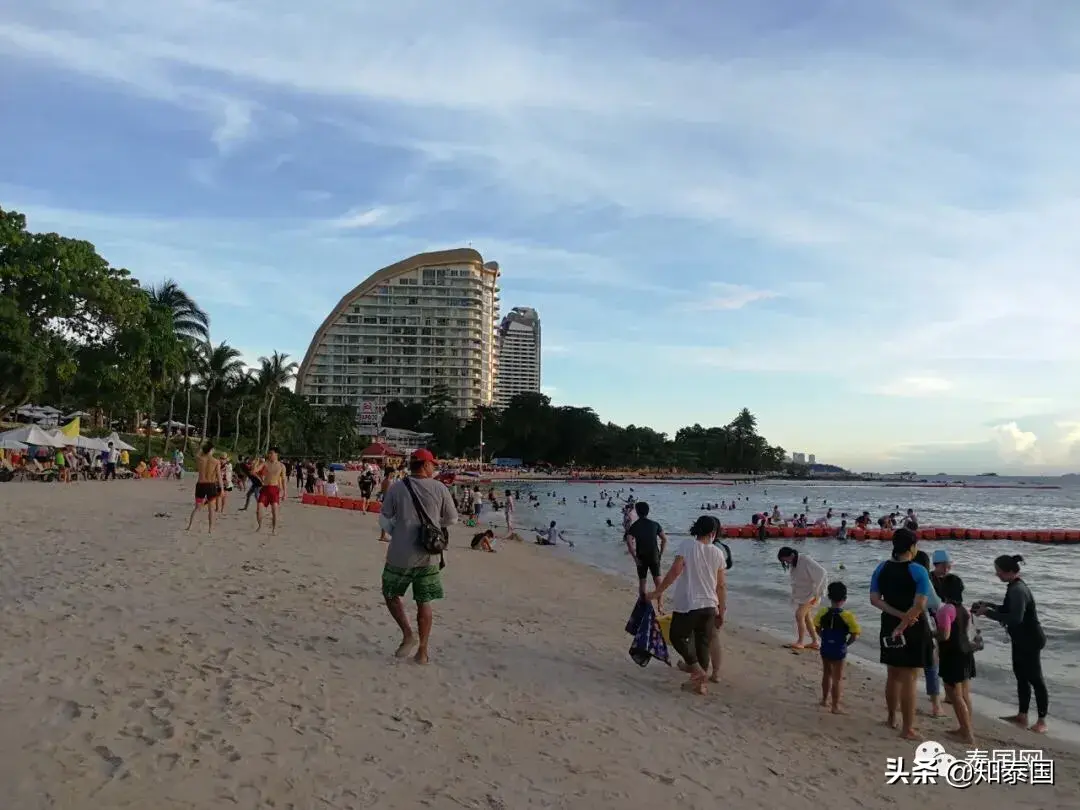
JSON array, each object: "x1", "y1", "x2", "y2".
[
  {"x1": 186, "y1": 442, "x2": 222, "y2": 534},
  {"x1": 870, "y1": 528, "x2": 933, "y2": 740},
  {"x1": 646, "y1": 515, "x2": 727, "y2": 696},
  {"x1": 777, "y1": 547, "x2": 828, "y2": 651},
  {"x1": 216, "y1": 453, "x2": 234, "y2": 514},
  {"x1": 380, "y1": 449, "x2": 458, "y2": 665},
  {"x1": 973, "y1": 554, "x2": 1049, "y2": 734},
  {"x1": 255, "y1": 448, "x2": 286, "y2": 535},
  {"x1": 625, "y1": 501, "x2": 669, "y2": 612}
]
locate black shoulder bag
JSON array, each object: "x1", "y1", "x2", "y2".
[{"x1": 403, "y1": 477, "x2": 449, "y2": 569}]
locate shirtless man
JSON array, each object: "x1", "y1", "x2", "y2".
[
  {"x1": 186, "y1": 442, "x2": 222, "y2": 534},
  {"x1": 255, "y1": 447, "x2": 287, "y2": 535}
]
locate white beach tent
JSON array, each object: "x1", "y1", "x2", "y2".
[
  {"x1": 0, "y1": 437, "x2": 28, "y2": 451},
  {"x1": 46, "y1": 431, "x2": 108, "y2": 452},
  {"x1": 104, "y1": 432, "x2": 136, "y2": 452},
  {"x1": 0, "y1": 425, "x2": 67, "y2": 448}
]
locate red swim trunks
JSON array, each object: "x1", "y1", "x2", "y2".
[{"x1": 258, "y1": 485, "x2": 280, "y2": 507}]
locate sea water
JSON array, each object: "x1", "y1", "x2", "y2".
[{"x1": 481, "y1": 477, "x2": 1080, "y2": 725}]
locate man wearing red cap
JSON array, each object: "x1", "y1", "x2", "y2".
[{"x1": 379, "y1": 447, "x2": 458, "y2": 664}]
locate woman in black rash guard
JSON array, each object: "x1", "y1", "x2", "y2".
[
  {"x1": 973, "y1": 554, "x2": 1049, "y2": 733},
  {"x1": 869, "y1": 529, "x2": 933, "y2": 740}
]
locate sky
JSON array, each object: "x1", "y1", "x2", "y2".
[{"x1": 3, "y1": 0, "x2": 1080, "y2": 474}]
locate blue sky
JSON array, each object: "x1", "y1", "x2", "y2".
[{"x1": 3, "y1": 0, "x2": 1080, "y2": 474}]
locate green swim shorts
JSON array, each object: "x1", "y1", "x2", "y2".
[{"x1": 381, "y1": 564, "x2": 444, "y2": 603}]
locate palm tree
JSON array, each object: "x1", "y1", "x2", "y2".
[
  {"x1": 230, "y1": 370, "x2": 256, "y2": 452},
  {"x1": 200, "y1": 342, "x2": 245, "y2": 440},
  {"x1": 257, "y1": 351, "x2": 298, "y2": 453},
  {"x1": 145, "y1": 280, "x2": 210, "y2": 342},
  {"x1": 145, "y1": 280, "x2": 209, "y2": 452},
  {"x1": 181, "y1": 345, "x2": 204, "y2": 450}
]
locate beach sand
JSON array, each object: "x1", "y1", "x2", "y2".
[{"x1": 1, "y1": 480, "x2": 1077, "y2": 810}]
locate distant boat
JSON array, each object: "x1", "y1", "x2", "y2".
[{"x1": 977, "y1": 472, "x2": 999, "y2": 477}]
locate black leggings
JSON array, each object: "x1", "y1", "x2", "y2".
[
  {"x1": 669, "y1": 608, "x2": 716, "y2": 669},
  {"x1": 1012, "y1": 642, "x2": 1049, "y2": 719}
]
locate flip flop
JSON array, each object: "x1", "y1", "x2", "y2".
[{"x1": 784, "y1": 643, "x2": 807, "y2": 651}]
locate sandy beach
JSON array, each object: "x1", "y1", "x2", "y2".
[{"x1": 1, "y1": 480, "x2": 1077, "y2": 810}]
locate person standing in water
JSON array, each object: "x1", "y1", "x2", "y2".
[
  {"x1": 646, "y1": 515, "x2": 727, "y2": 696},
  {"x1": 973, "y1": 554, "x2": 1049, "y2": 734},
  {"x1": 870, "y1": 528, "x2": 933, "y2": 740},
  {"x1": 186, "y1": 442, "x2": 221, "y2": 534},
  {"x1": 624, "y1": 501, "x2": 669, "y2": 611},
  {"x1": 777, "y1": 547, "x2": 828, "y2": 650},
  {"x1": 503, "y1": 489, "x2": 515, "y2": 534}
]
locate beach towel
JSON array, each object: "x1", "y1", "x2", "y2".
[{"x1": 625, "y1": 598, "x2": 671, "y2": 667}]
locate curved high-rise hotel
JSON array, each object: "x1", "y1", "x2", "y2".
[
  {"x1": 295, "y1": 248, "x2": 501, "y2": 420},
  {"x1": 495, "y1": 307, "x2": 542, "y2": 407}
]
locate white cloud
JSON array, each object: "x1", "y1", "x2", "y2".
[
  {"x1": 211, "y1": 99, "x2": 256, "y2": 154},
  {"x1": 325, "y1": 207, "x2": 406, "y2": 230},
  {"x1": 990, "y1": 421, "x2": 1039, "y2": 460},
  {"x1": 690, "y1": 283, "x2": 778, "y2": 311},
  {"x1": 874, "y1": 376, "x2": 955, "y2": 397}
]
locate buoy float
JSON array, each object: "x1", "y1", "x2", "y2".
[{"x1": 722, "y1": 525, "x2": 1080, "y2": 545}]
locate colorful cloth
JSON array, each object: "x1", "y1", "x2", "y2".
[{"x1": 625, "y1": 598, "x2": 671, "y2": 667}]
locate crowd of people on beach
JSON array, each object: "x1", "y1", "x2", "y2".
[
  {"x1": 622, "y1": 507, "x2": 1051, "y2": 743},
  {"x1": 172, "y1": 451, "x2": 1056, "y2": 741}
]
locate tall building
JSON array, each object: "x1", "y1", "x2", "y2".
[
  {"x1": 495, "y1": 307, "x2": 541, "y2": 407},
  {"x1": 808, "y1": 454, "x2": 816, "y2": 465},
  {"x1": 295, "y1": 248, "x2": 501, "y2": 421},
  {"x1": 792, "y1": 452, "x2": 806, "y2": 464}
]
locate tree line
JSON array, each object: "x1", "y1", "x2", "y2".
[
  {"x1": 1, "y1": 206, "x2": 787, "y2": 471},
  {"x1": 384, "y1": 388, "x2": 786, "y2": 472}
]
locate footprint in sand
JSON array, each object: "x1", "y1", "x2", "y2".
[{"x1": 92, "y1": 745, "x2": 124, "y2": 778}]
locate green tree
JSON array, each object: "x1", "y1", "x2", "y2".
[
  {"x1": 0, "y1": 207, "x2": 146, "y2": 415},
  {"x1": 257, "y1": 351, "x2": 298, "y2": 452},
  {"x1": 144, "y1": 280, "x2": 209, "y2": 449},
  {"x1": 200, "y1": 341, "x2": 245, "y2": 439}
]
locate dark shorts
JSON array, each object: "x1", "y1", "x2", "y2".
[
  {"x1": 880, "y1": 620, "x2": 931, "y2": 669},
  {"x1": 360, "y1": 485, "x2": 373, "y2": 498},
  {"x1": 636, "y1": 556, "x2": 661, "y2": 580},
  {"x1": 939, "y1": 651, "x2": 976, "y2": 686},
  {"x1": 382, "y1": 564, "x2": 443, "y2": 604},
  {"x1": 194, "y1": 482, "x2": 221, "y2": 504}
]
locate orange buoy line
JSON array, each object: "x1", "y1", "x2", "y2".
[
  {"x1": 723, "y1": 525, "x2": 1080, "y2": 545},
  {"x1": 301, "y1": 493, "x2": 382, "y2": 513}
]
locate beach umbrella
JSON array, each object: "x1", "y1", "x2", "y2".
[{"x1": 0, "y1": 425, "x2": 67, "y2": 448}]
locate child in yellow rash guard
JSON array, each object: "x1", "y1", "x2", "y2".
[{"x1": 815, "y1": 581, "x2": 861, "y2": 713}]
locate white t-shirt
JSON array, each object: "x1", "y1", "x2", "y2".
[{"x1": 671, "y1": 538, "x2": 725, "y2": 613}]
